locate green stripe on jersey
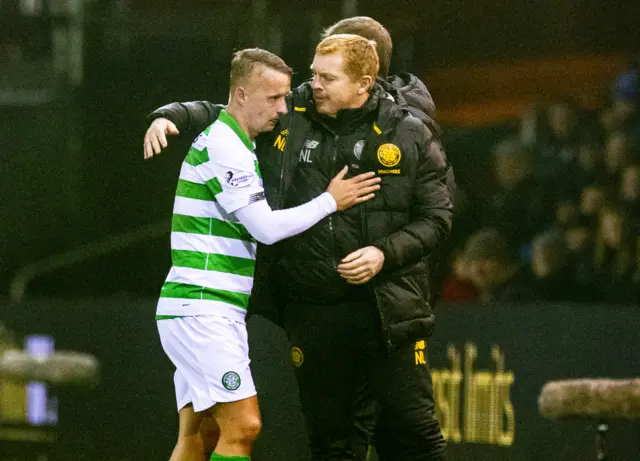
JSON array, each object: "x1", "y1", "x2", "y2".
[
  {"x1": 185, "y1": 145, "x2": 210, "y2": 167},
  {"x1": 172, "y1": 214, "x2": 254, "y2": 241},
  {"x1": 156, "y1": 315, "x2": 185, "y2": 320},
  {"x1": 160, "y1": 282, "x2": 249, "y2": 309},
  {"x1": 176, "y1": 179, "x2": 213, "y2": 201},
  {"x1": 171, "y1": 250, "x2": 255, "y2": 277},
  {"x1": 254, "y1": 160, "x2": 262, "y2": 179},
  {"x1": 205, "y1": 176, "x2": 223, "y2": 195}
]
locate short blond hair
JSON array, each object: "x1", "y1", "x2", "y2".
[
  {"x1": 230, "y1": 48, "x2": 292, "y2": 91},
  {"x1": 315, "y1": 34, "x2": 379, "y2": 84}
]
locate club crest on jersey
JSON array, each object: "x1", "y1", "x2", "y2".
[
  {"x1": 225, "y1": 171, "x2": 255, "y2": 188},
  {"x1": 222, "y1": 371, "x2": 241, "y2": 390},
  {"x1": 291, "y1": 347, "x2": 304, "y2": 367},
  {"x1": 353, "y1": 140, "x2": 365, "y2": 160},
  {"x1": 377, "y1": 143, "x2": 401, "y2": 167}
]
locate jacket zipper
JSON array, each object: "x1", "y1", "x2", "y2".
[
  {"x1": 365, "y1": 133, "x2": 393, "y2": 351},
  {"x1": 361, "y1": 200, "x2": 390, "y2": 349},
  {"x1": 372, "y1": 287, "x2": 393, "y2": 350},
  {"x1": 330, "y1": 134, "x2": 339, "y2": 268},
  {"x1": 279, "y1": 159, "x2": 285, "y2": 206}
]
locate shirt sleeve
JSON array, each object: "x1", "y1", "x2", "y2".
[
  {"x1": 234, "y1": 192, "x2": 337, "y2": 245},
  {"x1": 197, "y1": 139, "x2": 265, "y2": 214}
]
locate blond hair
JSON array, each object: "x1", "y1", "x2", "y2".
[
  {"x1": 315, "y1": 34, "x2": 379, "y2": 85},
  {"x1": 230, "y1": 48, "x2": 292, "y2": 91}
]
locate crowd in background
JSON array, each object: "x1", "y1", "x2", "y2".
[{"x1": 441, "y1": 61, "x2": 640, "y2": 306}]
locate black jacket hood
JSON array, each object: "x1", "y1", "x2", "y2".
[{"x1": 385, "y1": 73, "x2": 438, "y2": 129}]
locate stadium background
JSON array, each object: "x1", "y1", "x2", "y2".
[{"x1": 1, "y1": 0, "x2": 639, "y2": 460}]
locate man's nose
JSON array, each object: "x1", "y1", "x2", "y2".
[
  {"x1": 311, "y1": 75, "x2": 321, "y2": 90},
  {"x1": 277, "y1": 98, "x2": 288, "y2": 115}
]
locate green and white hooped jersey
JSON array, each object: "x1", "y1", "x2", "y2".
[{"x1": 156, "y1": 110, "x2": 265, "y2": 320}]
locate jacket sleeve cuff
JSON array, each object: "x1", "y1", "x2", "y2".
[{"x1": 372, "y1": 238, "x2": 398, "y2": 272}]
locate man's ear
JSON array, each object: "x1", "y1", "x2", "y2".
[
  {"x1": 235, "y1": 86, "x2": 247, "y2": 105},
  {"x1": 358, "y1": 75, "x2": 373, "y2": 94}
]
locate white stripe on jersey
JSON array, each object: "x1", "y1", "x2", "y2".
[
  {"x1": 166, "y1": 266, "x2": 253, "y2": 294},
  {"x1": 171, "y1": 232, "x2": 257, "y2": 260},
  {"x1": 179, "y1": 162, "x2": 205, "y2": 184},
  {"x1": 195, "y1": 160, "x2": 219, "y2": 183},
  {"x1": 173, "y1": 196, "x2": 231, "y2": 221}
]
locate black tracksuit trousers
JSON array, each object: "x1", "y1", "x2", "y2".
[{"x1": 283, "y1": 299, "x2": 447, "y2": 461}]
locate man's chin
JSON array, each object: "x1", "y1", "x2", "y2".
[
  {"x1": 261, "y1": 120, "x2": 278, "y2": 132},
  {"x1": 315, "y1": 101, "x2": 336, "y2": 116}
]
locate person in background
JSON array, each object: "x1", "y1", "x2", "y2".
[
  {"x1": 592, "y1": 204, "x2": 637, "y2": 304},
  {"x1": 603, "y1": 131, "x2": 634, "y2": 183},
  {"x1": 580, "y1": 184, "x2": 609, "y2": 228},
  {"x1": 601, "y1": 59, "x2": 639, "y2": 143},
  {"x1": 463, "y1": 228, "x2": 537, "y2": 305},
  {"x1": 439, "y1": 249, "x2": 479, "y2": 304},
  {"x1": 620, "y1": 164, "x2": 640, "y2": 225},
  {"x1": 551, "y1": 197, "x2": 581, "y2": 231},
  {"x1": 536, "y1": 101, "x2": 581, "y2": 187},
  {"x1": 570, "y1": 135, "x2": 606, "y2": 192},
  {"x1": 530, "y1": 230, "x2": 581, "y2": 302},
  {"x1": 484, "y1": 138, "x2": 549, "y2": 257}
]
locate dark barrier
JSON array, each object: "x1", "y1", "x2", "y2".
[{"x1": 2, "y1": 299, "x2": 639, "y2": 461}]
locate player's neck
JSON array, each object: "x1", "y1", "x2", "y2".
[{"x1": 225, "y1": 104, "x2": 256, "y2": 140}]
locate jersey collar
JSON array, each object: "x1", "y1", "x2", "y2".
[{"x1": 219, "y1": 109, "x2": 255, "y2": 151}]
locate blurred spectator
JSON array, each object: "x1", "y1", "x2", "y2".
[
  {"x1": 552, "y1": 197, "x2": 580, "y2": 231},
  {"x1": 519, "y1": 104, "x2": 545, "y2": 149},
  {"x1": 440, "y1": 249, "x2": 479, "y2": 303},
  {"x1": 564, "y1": 214, "x2": 597, "y2": 293},
  {"x1": 592, "y1": 204, "x2": 638, "y2": 304},
  {"x1": 535, "y1": 101, "x2": 581, "y2": 188},
  {"x1": 530, "y1": 230, "x2": 582, "y2": 302},
  {"x1": 601, "y1": 61, "x2": 639, "y2": 142},
  {"x1": 580, "y1": 184, "x2": 609, "y2": 227},
  {"x1": 463, "y1": 228, "x2": 537, "y2": 304},
  {"x1": 570, "y1": 136, "x2": 607, "y2": 192},
  {"x1": 603, "y1": 131, "x2": 633, "y2": 183},
  {"x1": 565, "y1": 215, "x2": 594, "y2": 254},
  {"x1": 620, "y1": 164, "x2": 640, "y2": 225},
  {"x1": 633, "y1": 235, "x2": 640, "y2": 302},
  {"x1": 448, "y1": 188, "x2": 480, "y2": 247},
  {"x1": 484, "y1": 138, "x2": 549, "y2": 255}
]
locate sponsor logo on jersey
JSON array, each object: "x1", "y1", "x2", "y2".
[{"x1": 225, "y1": 171, "x2": 255, "y2": 188}]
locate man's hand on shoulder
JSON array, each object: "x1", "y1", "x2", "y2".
[
  {"x1": 144, "y1": 118, "x2": 180, "y2": 159},
  {"x1": 337, "y1": 246, "x2": 385, "y2": 285}
]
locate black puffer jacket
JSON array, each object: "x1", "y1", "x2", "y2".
[{"x1": 148, "y1": 75, "x2": 455, "y2": 347}]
